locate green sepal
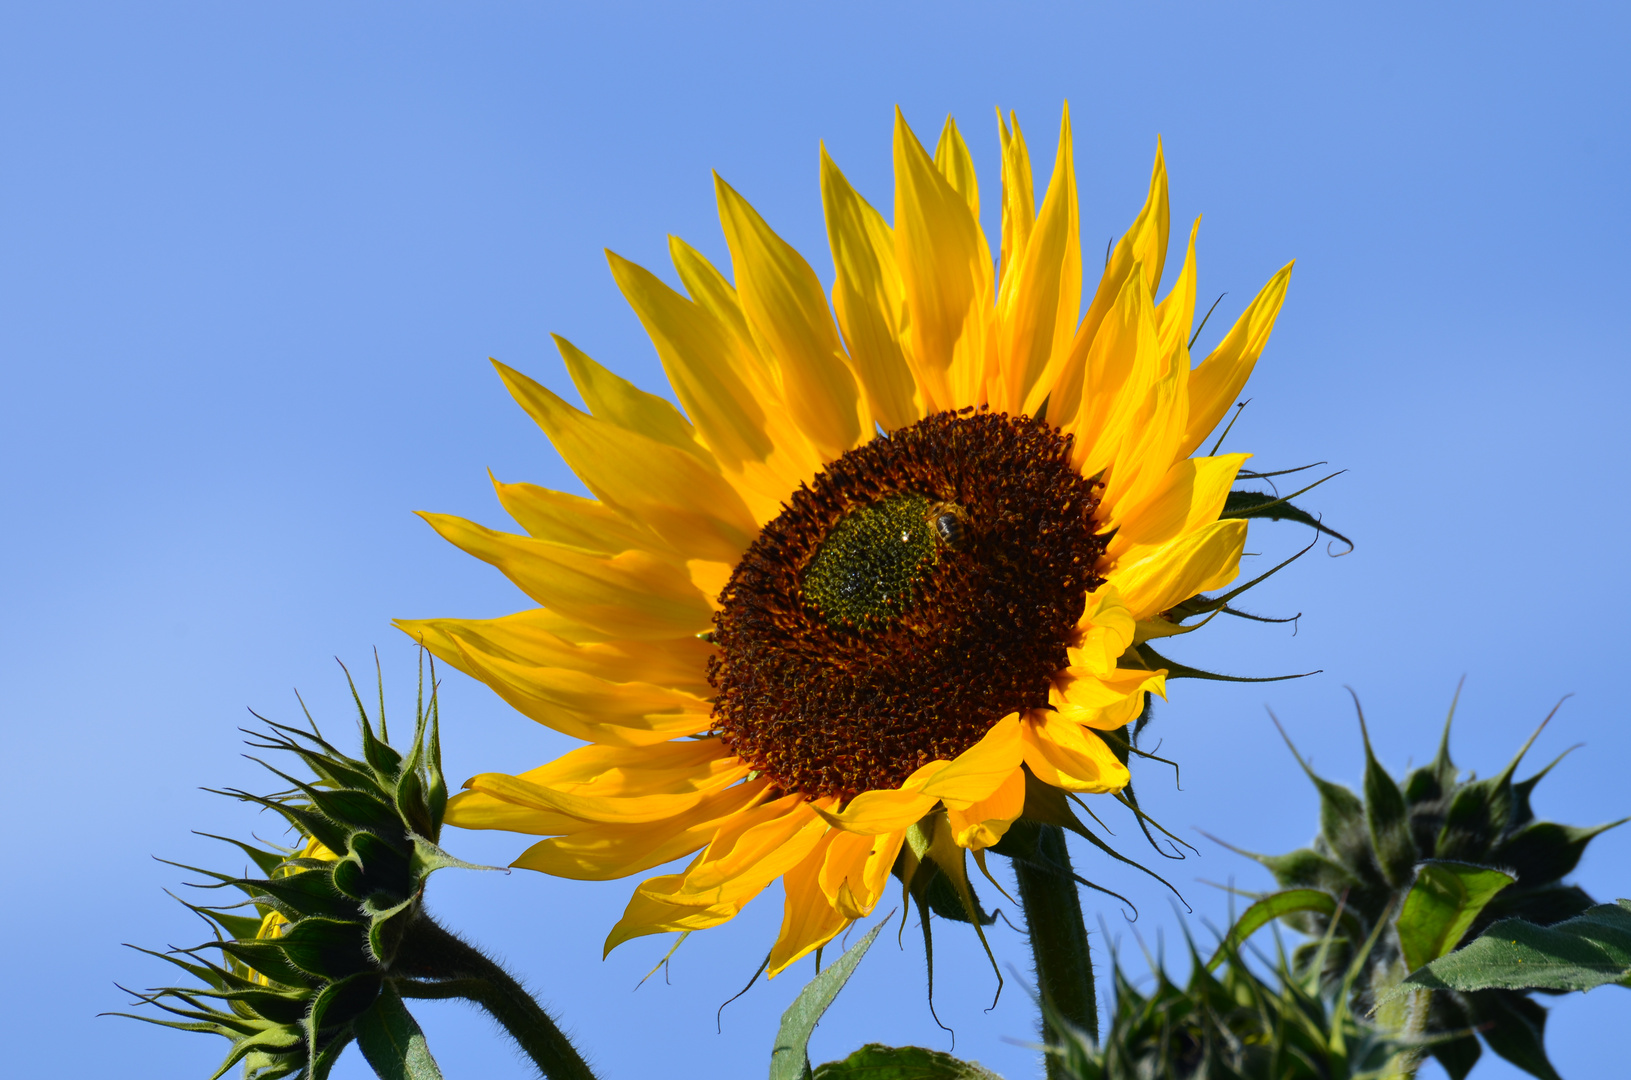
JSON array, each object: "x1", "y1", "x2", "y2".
[
  {"x1": 1274, "y1": 716, "x2": 1381, "y2": 886},
  {"x1": 894, "y1": 819, "x2": 992, "y2": 927},
  {"x1": 275, "y1": 916, "x2": 375, "y2": 980},
  {"x1": 1426, "y1": 993, "x2": 1482, "y2": 1080},
  {"x1": 366, "y1": 897, "x2": 417, "y2": 966},
  {"x1": 1465, "y1": 989, "x2": 1562, "y2": 1080},
  {"x1": 306, "y1": 970, "x2": 382, "y2": 1035},
  {"x1": 410, "y1": 834, "x2": 497, "y2": 879},
  {"x1": 1258, "y1": 846, "x2": 1365, "y2": 896},
  {"x1": 1490, "y1": 819, "x2": 1629, "y2": 884},
  {"x1": 1355, "y1": 698, "x2": 1417, "y2": 887},
  {"x1": 348, "y1": 830, "x2": 415, "y2": 897},
  {"x1": 196, "y1": 832, "x2": 291, "y2": 878},
  {"x1": 210, "y1": 940, "x2": 322, "y2": 990},
  {"x1": 1221, "y1": 483, "x2": 1353, "y2": 550},
  {"x1": 247, "y1": 869, "x2": 359, "y2": 922}
]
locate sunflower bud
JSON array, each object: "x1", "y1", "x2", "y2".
[
  {"x1": 113, "y1": 664, "x2": 487, "y2": 1079},
  {"x1": 1246, "y1": 693, "x2": 1626, "y2": 1080}
]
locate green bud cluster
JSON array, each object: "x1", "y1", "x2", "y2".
[
  {"x1": 1045, "y1": 921, "x2": 1410, "y2": 1080},
  {"x1": 1245, "y1": 695, "x2": 1626, "y2": 1080},
  {"x1": 114, "y1": 668, "x2": 471, "y2": 1080}
]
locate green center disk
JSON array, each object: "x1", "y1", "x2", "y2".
[{"x1": 802, "y1": 493, "x2": 938, "y2": 630}]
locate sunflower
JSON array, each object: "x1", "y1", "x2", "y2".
[{"x1": 398, "y1": 105, "x2": 1292, "y2": 977}]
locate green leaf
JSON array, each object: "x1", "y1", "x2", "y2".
[
  {"x1": 770, "y1": 922, "x2": 885, "y2": 1080},
  {"x1": 812, "y1": 1043, "x2": 1004, "y2": 1079},
  {"x1": 1208, "y1": 888, "x2": 1360, "y2": 970},
  {"x1": 354, "y1": 984, "x2": 445, "y2": 1080},
  {"x1": 1396, "y1": 861, "x2": 1515, "y2": 971},
  {"x1": 1405, "y1": 899, "x2": 1631, "y2": 993}
]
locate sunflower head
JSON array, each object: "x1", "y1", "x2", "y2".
[{"x1": 401, "y1": 103, "x2": 1306, "y2": 977}]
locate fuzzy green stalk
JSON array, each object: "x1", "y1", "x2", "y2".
[
  {"x1": 1014, "y1": 823, "x2": 1097, "y2": 1075},
  {"x1": 396, "y1": 916, "x2": 598, "y2": 1080}
]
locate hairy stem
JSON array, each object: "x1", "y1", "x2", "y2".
[
  {"x1": 395, "y1": 914, "x2": 598, "y2": 1080},
  {"x1": 1013, "y1": 823, "x2": 1098, "y2": 1076}
]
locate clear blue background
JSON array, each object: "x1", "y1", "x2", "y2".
[{"x1": 4, "y1": 4, "x2": 1628, "y2": 1078}]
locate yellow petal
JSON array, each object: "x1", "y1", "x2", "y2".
[
  {"x1": 1108, "y1": 517, "x2": 1248, "y2": 619},
  {"x1": 1053, "y1": 680, "x2": 1160, "y2": 732},
  {"x1": 1021, "y1": 712, "x2": 1131, "y2": 793},
  {"x1": 1003, "y1": 104, "x2": 1082, "y2": 416},
  {"x1": 495, "y1": 361, "x2": 759, "y2": 563},
  {"x1": 1066, "y1": 586, "x2": 1137, "y2": 676},
  {"x1": 1179, "y1": 262, "x2": 1294, "y2": 458},
  {"x1": 932, "y1": 115, "x2": 981, "y2": 222},
  {"x1": 1045, "y1": 140, "x2": 1170, "y2": 431},
  {"x1": 1051, "y1": 666, "x2": 1168, "y2": 717},
  {"x1": 443, "y1": 789, "x2": 583, "y2": 835},
  {"x1": 554, "y1": 334, "x2": 702, "y2": 456},
  {"x1": 996, "y1": 109, "x2": 1035, "y2": 295},
  {"x1": 395, "y1": 609, "x2": 713, "y2": 696},
  {"x1": 818, "y1": 828, "x2": 906, "y2": 921},
  {"x1": 768, "y1": 832, "x2": 848, "y2": 977},
  {"x1": 945, "y1": 767, "x2": 1026, "y2": 850},
  {"x1": 715, "y1": 174, "x2": 866, "y2": 458},
  {"x1": 820, "y1": 144, "x2": 921, "y2": 431},
  {"x1": 1105, "y1": 454, "x2": 1248, "y2": 565},
  {"x1": 417, "y1": 512, "x2": 713, "y2": 640},
  {"x1": 1097, "y1": 339, "x2": 1191, "y2": 527},
  {"x1": 919, "y1": 713, "x2": 1023, "y2": 808},
  {"x1": 815, "y1": 759, "x2": 948, "y2": 836},
  {"x1": 685, "y1": 558, "x2": 733, "y2": 608},
  {"x1": 1154, "y1": 218, "x2": 1200, "y2": 361},
  {"x1": 1059, "y1": 270, "x2": 1162, "y2": 480},
  {"x1": 604, "y1": 870, "x2": 745, "y2": 954},
  {"x1": 892, "y1": 108, "x2": 993, "y2": 411},
  {"x1": 441, "y1": 636, "x2": 713, "y2": 746},
  {"x1": 605, "y1": 253, "x2": 777, "y2": 463},
  {"x1": 463, "y1": 760, "x2": 748, "y2": 825},
  {"x1": 514, "y1": 737, "x2": 741, "y2": 797},
  {"x1": 489, "y1": 479, "x2": 666, "y2": 556},
  {"x1": 674, "y1": 793, "x2": 831, "y2": 901},
  {"x1": 512, "y1": 781, "x2": 767, "y2": 881}
]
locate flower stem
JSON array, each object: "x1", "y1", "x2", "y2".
[
  {"x1": 395, "y1": 914, "x2": 599, "y2": 1080},
  {"x1": 1012, "y1": 822, "x2": 1098, "y2": 1075}
]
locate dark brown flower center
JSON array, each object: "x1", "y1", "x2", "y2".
[{"x1": 707, "y1": 409, "x2": 1107, "y2": 801}]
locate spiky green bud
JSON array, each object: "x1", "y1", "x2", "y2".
[
  {"x1": 113, "y1": 662, "x2": 597, "y2": 1080},
  {"x1": 1244, "y1": 692, "x2": 1626, "y2": 1080},
  {"x1": 1045, "y1": 913, "x2": 1412, "y2": 1080},
  {"x1": 113, "y1": 665, "x2": 459, "y2": 1079}
]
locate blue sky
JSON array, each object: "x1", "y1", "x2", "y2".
[{"x1": 4, "y1": 4, "x2": 1628, "y2": 1078}]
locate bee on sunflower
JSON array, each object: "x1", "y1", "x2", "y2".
[{"x1": 398, "y1": 104, "x2": 1301, "y2": 989}]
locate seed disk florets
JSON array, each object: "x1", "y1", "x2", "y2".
[{"x1": 708, "y1": 409, "x2": 1107, "y2": 800}]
